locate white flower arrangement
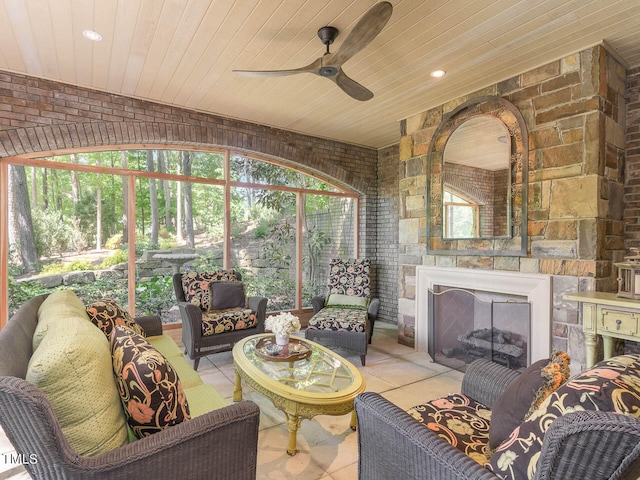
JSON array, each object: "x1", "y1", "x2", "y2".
[{"x1": 265, "y1": 312, "x2": 301, "y2": 338}]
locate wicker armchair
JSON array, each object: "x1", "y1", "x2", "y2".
[
  {"x1": 173, "y1": 271, "x2": 267, "y2": 370},
  {"x1": 305, "y1": 258, "x2": 379, "y2": 366},
  {"x1": 354, "y1": 359, "x2": 640, "y2": 480}
]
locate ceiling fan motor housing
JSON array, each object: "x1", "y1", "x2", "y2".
[{"x1": 317, "y1": 26, "x2": 339, "y2": 46}]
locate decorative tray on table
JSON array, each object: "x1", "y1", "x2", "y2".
[{"x1": 255, "y1": 337, "x2": 312, "y2": 362}]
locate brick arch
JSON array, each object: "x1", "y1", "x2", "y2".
[
  {"x1": 1, "y1": 120, "x2": 369, "y2": 194},
  {"x1": 0, "y1": 71, "x2": 375, "y2": 195}
]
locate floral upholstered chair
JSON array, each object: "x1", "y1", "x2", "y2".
[
  {"x1": 305, "y1": 258, "x2": 379, "y2": 366},
  {"x1": 173, "y1": 270, "x2": 267, "y2": 370}
]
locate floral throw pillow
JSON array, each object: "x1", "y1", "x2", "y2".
[
  {"x1": 181, "y1": 270, "x2": 238, "y2": 311},
  {"x1": 110, "y1": 325, "x2": 190, "y2": 438},
  {"x1": 86, "y1": 298, "x2": 145, "y2": 340},
  {"x1": 327, "y1": 258, "x2": 370, "y2": 298},
  {"x1": 488, "y1": 354, "x2": 640, "y2": 480}
]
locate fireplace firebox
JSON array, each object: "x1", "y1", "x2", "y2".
[{"x1": 429, "y1": 286, "x2": 531, "y2": 371}]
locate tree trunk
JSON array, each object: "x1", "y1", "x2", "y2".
[
  {"x1": 157, "y1": 150, "x2": 172, "y2": 230},
  {"x1": 176, "y1": 160, "x2": 183, "y2": 243},
  {"x1": 121, "y1": 151, "x2": 128, "y2": 241},
  {"x1": 182, "y1": 151, "x2": 194, "y2": 248},
  {"x1": 41, "y1": 168, "x2": 48, "y2": 209},
  {"x1": 31, "y1": 167, "x2": 37, "y2": 207},
  {"x1": 146, "y1": 150, "x2": 159, "y2": 247},
  {"x1": 9, "y1": 165, "x2": 38, "y2": 272},
  {"x1": 95, "y1": 158, "x2": 102, "y2": 250}
]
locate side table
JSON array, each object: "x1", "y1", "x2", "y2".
[{"x1": 564, "y1": 291, "x2": 640, "y2": 368}]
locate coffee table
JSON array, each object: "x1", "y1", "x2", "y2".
[{"x1": 232, "y1": 333, "x2": 366, "y2": 455}]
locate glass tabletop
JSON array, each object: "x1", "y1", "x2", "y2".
[{"x1": 242, "y1": 335, "x2": 356, "y2": 393}]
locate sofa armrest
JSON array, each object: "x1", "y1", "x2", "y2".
[
  {"x1": 134, "y1": 315, "x2": 163, "y2": 336},
  {"x1": 355, "y1": 392, "x2": 498, "y2": 480},
  {"x1": 534, "y1": 411, "x2": 640, "y2": 480},
  {"x1": 0, "y1": 377, "x2": 260, "y2": 480},
  {"x1": 311, "y1": 295, "x2": 325, "y2": 314},
  {"x1": 461, "y1": 359, "x2": 520, "y2": 408}
]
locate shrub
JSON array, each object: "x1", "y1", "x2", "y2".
[
  {"x1": 100, "y1": 249, "x2": 128, "y2": 268},
  {"x1": 40, "y1": 260, "x2": 93, "y2": 275},
  {"x1": 105, "y1": 233, "x2": 123, "y2": 250}
]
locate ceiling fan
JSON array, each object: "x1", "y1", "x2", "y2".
[{"x1": 233, "y1": 2, "x2": 393, "y2": 101}]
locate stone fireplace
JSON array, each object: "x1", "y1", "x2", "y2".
[{"x1": 415, "y1": 267, "x2": 552, "y2": 365}]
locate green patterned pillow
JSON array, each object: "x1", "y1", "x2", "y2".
[
  {"x1": 488, "y1": 355, "x2": 640, "y2": 480},
  {"x1": 86, "y1": 299, "x2": 145, "y2": 340},
  {"x1": 110, "y1": 325, "x2": 190, "y2": 438}
]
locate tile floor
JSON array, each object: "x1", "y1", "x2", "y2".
[{"x1": 0, "y1": 323, "x2": 463, "y2": 480}]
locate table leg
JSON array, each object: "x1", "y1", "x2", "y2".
[
  {"x1": 285, "y1": 413, "x2": 301, "y2": 456},
  {"x1": 233, "y1": 369, "x2": 243, "y2": 402},
  {"x1": 350, "y1": 410, "x2": 357, "y2": 431},
  {"x1": 603, "y1": 335, "x2": 615, "y2": 361},
  {"x1": 584, "y1": 331, "x2": 597, "y2": 368}
]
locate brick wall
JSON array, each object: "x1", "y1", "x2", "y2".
[
  {"x1": 376, "y1": 144, "x2": 400, "y2": 325},
  {"x1": 397, "y1": 45, "x2": 627, "y2": 371},
  {"x1": 625, "y1": 67, "x2": 640, "y2": 250},
  {"x1": 0, "y1": 70, "x2": 381, "y2": 297}
]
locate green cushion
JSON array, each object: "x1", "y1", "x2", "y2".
[
  {"x1": 184, "y1": 384, "x2": 228, "y2": 417},
  {"x1": 147, "y1": 334, "x2": 185, "y2": 358},
  {"x1": 33, "y1": 290, "x2": 89, "y2": 351},
  {"x1": 26, "y1": 316, "x2": 128, "y2": 456},
  {"x1": 326, "y1": 293, "x2": 369, "y2": 309}
]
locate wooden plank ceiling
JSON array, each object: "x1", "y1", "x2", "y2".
[{"x1": 0, "y1": 0, "x2": 638, "y2": 149}]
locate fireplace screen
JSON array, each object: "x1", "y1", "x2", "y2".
[{"x1": 428, "y1": 286, "x2": 531, "y2": 372}]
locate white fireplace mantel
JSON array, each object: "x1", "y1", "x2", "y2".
[{"x1": 415, "y1": 266, "x2": 552, "y2": 364}]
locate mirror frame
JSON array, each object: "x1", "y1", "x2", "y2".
[{"x1": 426, "y1": 96, "x2": 528, "y2": 256}]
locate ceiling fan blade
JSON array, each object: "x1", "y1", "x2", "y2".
[
  {"x1": 233, "y1": 58, "x2": 322, "y2": 77},
  {"x1": 328, "y1": 2, "x2": 393, "y2": 67},
  {"x1": 333, "y1": 69, "x2": 374, "y2": 101}
]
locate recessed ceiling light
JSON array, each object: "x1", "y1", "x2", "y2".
[
  {"x1": 83, "y1": 30, "x2": 102, "y2": 42},
  {"x1": 430, "y1": 69, "x2": 446, "y2": 78}
]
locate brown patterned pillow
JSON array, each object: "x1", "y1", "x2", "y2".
[
  {"x1": 181, "y1": 271, "x2": 238, "y2": 311},
  {"x1": 110, "y1": 325, "x2": 190, "y2": 438},
  {"x1": 86, "y1": 298, "x2": 145, "y2": 340}
]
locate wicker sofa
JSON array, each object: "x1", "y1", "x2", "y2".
[
  {"x1": 0, "y1": 291, "x2": 260, "y2": 480},
  {"x1": 355, "y1": 358, "x2": 640, "y2": 480}
]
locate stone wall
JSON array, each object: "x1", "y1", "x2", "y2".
[{"x1": 397, "y1": 45, "x2": 627, "y2": 371}]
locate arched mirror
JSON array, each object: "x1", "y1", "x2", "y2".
[
  {"x1": 426, "y1": 96, "x2": 528, "y2": 256},
  {"x1": 443, "y1": 116, "x2": 511, "y2": 239}
]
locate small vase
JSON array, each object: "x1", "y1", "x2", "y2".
[{"x1": 275, "y1": 334, "x2": 289, "y2": 346}]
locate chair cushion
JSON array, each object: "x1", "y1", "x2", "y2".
[
  {"x1": 26, "y1": 316, "x2": 128, "y2": 456},
  {"x1": 111, "y1": 325, "x2": 191, "y2": 438},
  {"x1": 326, "y1": 293, "x2": 369, "y2": 309},
  {"x1": 327, "y1": 258, "x2": 370, "y2": 297},
  {"x1": 489, "y1": 351, "x2": 571, "y2": 449},
  {"x1": 488, "y1": 354, "x2": 640, "y2": 480},
  {"x1": 181, "y1": 270, "x2": 238, "y2": 311},
  {"x1": 210, "y1": 281, "x2": 246, "y2": 310},
  {"x1": 407, "y1": 393, "x2": 492, "y2": 465},
  {"x1": 201, "y1": 308, "x2": 258, "y2": 336},
  {"x1": 306, "y1": 307, "x2": 367, "y2": 333},
  {"x1": 86, "y1": 298, "x2": 145, "y2": 340}
]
